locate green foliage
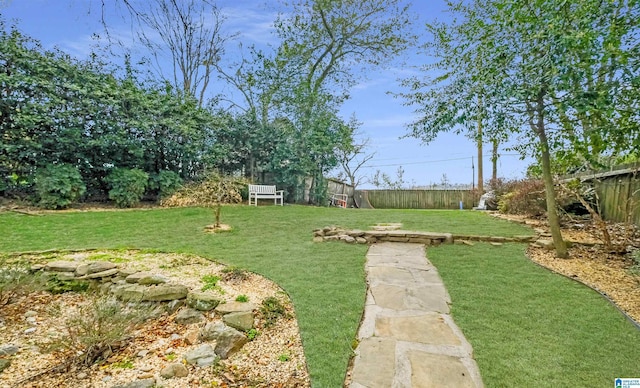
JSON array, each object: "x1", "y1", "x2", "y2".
[
  {"x1": 149, "y1": 170, "x2": 183, "y2": 200},
  {"x1": 200, "y1": 274, "x2": 221, "y2": 292},
  {"x1": 35, "y1": 164, "x2": 86, "y2": 209},
  {"x1": 106, "y1": 168, "x2": 149, "y2": 208},
  {"x1": 60, "y1": 296, "x2": 155, "y2": 366},
  {"x1": 111, "y1": 357, "x2": 134, "y2": 369},
  {"x1": 162, "y1": 171, "x2": 248, "y2": 227},
  {"x1": 246, "y1": 328, "x2": 258, "y2": 341},
  {"x1": 46, "y1": 275, "x2": 90, "y2": 294},
  {"x1": 278, "y1": 353, "x2": 290, "y2": 362},
  {"x1": 162, "y1": 171, "x2": 247, "y2": 208},
  {"x1": 260, "y1": 296, "x2": 289, "y2": 328},
  {"x1": 0, "y1": 22, "x2": 214, "y2": 202},
  {"x1": 235, "y1": 294, "x2": 249, "y2": 303}
]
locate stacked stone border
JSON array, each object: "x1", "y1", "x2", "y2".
[
  {"x1": 14, "y1": 258, "x2": 262, "y2": 385},
  {"x1": 313, "y1": 226, "x2": 535, "y2": 246}
]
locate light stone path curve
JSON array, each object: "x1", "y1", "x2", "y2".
[{"x1": 349, "y1": 242, "x2": 484, "y2": 388}]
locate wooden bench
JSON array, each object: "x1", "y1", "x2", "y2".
[{"x1": 248, "y1": 184, "x2": 284, "y2": 206}]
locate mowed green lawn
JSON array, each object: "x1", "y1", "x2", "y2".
[{"x1": 1, "y1": 205, "x2": 638, "y2": 387}]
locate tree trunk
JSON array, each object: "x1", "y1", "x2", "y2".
[
  {"x1": 531, "y1": 92, "x2": 568, "y2": 258},
  {"x1": 477, "y1": 98, "x2": 484, "y2": 195},
  {"x1": 492, "y1": 139, "x2": 498, "y2": 182}
]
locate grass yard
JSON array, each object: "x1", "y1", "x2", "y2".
[
  {"x1": 428, "y1": 243, "x2": 640, "y2": 387},
  {"x1": 2, "y1": 205, "x2": 637, "y2": 386}
]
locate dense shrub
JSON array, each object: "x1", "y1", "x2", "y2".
[
  {"x1": 35, "y1": 164, "x2": 86, "y2": 209},
  {"x1": 105, "y1": 168, "x2": 149, "y2": 208},
  {"x1": 497, "y1": 179, "x2": 547, "y2": 216},
  {"x1": 148, "y1": 170, "x2": 183, "y2": 200},
  {"x1": 161, "y1": 171, "x2": 248, "y2": 207}
]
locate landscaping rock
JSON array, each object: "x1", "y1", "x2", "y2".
[
  {"x1": 214, "y1": 327, "x2": 248, "y2": 359},
  {"x1": 223, "y1": 311, "x2": 254, "y2": 331},
  {"x1": 76, "y1": 261, "x2": 117, "y2": 276},
  {"x1": 85, "y1": 268, "x2": 119, "y2": 279},
  {"x1": 137, "y1": 274, "x2": 169, "y2": 285},
  {"x1": 0, "y1": 344, "x2": 19, "y2": 356},
  {"x1": 312, "y1": 236, "x2": 324, "y2": 243},
  {"x1": 0, "y1": 359, "x2": 11, "y2": 373},
  {"x1": 143, "y1": 284, "x2": 188, "y2": 301},
  {"x1": 52, "y1": 272, "x2": 76, "y2": 280},
  {"x1": 45, "y1": 261, "x2": 79, "y2": 273},
  {"x1": 186, "y1": 292, "x2": 221, "y2": 311},
  {"x1": 199, "y1": 322, "x2": 226, "y2": 341},
  {"x1": 175, "y1": 308, "x2": 205, "y2": 325},
  {"x1": 160, "y1": 363, "x2": 189, "y2": 379},
  {"x1": 348, "y1": 229, "x2": 365, "y2": 237},
  {"x1": 184, "y1": 328, "x2": 200, "y2": 345},
  {"x1": 343, "y1": 236, "x2": 356, "y2": 244},
  {"x1": 124, "y1": 272, "x2": 149, "y2": 284},
  {"x1": 113, "y1": 285, "x2": 146, "y2": 302},
  {"x1": 30, "y1": 264, "x2": 46, "y2": 272},
  {"x1": 215, "y1": 302, "x2": 256, "y2": 315},
  {"x1": 166, "y1": 300, "x2": 184, "y2": 314},
  {"x1": 184, "y1": 344, "x2": 218, "y2": 367},
  {"x1": 534, "y1": 239, "x2": 555, "y2": 249},
  {"x1": 112, "y1": 378, "x2": 156, "y2": 388},
  {"x1": 118, "y1": 268, "x2": 138, "y2": 277}
]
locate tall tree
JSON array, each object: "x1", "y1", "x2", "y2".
[
  {"x1": 334, "y1": 118, "x2": 375, "y2": 189},
  {"x1": 271, "y1": 0, "x2": 414, "y2": 203},
  {"x1": 401, "y1": 0, "x2": 639, "y2": 258},
  {"x1": 100, "y1": 0, "x2": 234, "y2": 106}
]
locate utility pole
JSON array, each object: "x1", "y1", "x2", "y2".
[
  {"x1": 471, "y1": 156, "x2": 475, "y2": 207},
  {"x1": 492, "y1": 139, "x2": 499, "y2": 182},
  {"x1": 477, "y1": 96, "x2": 484, "y2": 195}
]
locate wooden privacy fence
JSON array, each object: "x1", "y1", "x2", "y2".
[
  {"x1": 365, "y1": 189, "x2": 475, "y2": 209},
  {"x1": 594, "y1": 173, "x2": 640, "y2": 227},
  {"x1": 562, "y1": 162, "x2": 640, "y2": 227}
]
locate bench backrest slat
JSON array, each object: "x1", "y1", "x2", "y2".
[{"x1": 249, "y1": 184, "x2": 277, "y2": 194}]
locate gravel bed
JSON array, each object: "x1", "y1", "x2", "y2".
[{"x1": 0, "y1": 251, "x2": 310, "y2": 388}]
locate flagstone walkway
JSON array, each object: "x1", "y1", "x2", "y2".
[{"x1": 349, "y1": 242, "x2": 484, "y2": 388}]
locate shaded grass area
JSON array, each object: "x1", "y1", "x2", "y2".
[
  {"x1": 0, "y1": 206, "x2": 531, "y2": 387},
  {"x1": 428, "y1": 243, "x2": 640, "y2": 387}
]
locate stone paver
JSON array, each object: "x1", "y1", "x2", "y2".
[{"x1": 349, "y1": 242, "x2": 483, "y2": 388}]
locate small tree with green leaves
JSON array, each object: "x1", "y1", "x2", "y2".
[{"x1": 162, "y1": 171, "x2": 247, "y2": 228}]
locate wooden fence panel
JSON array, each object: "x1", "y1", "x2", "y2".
[
  {"x1": 365, "y1": 190, "x2": 474, "y2": 209},
  {"x1": 595, "y1": 174, "x2": 640, "y2": 226}
]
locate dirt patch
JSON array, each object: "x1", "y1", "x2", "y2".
[{"x1": 0, "y1": 251, "x2": 310, "y2": 388}]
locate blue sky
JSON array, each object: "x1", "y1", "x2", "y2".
[{"x1": 2, "y1": 0, "x2": 532, "y2": 188}]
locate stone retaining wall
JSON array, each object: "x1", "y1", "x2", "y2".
[{"x1": 313, "y1": 226, "x2": 535, "y2": 245}]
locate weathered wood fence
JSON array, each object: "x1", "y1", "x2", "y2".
[
  {"x1": 364, "y1": 189, "x2": 475, "y2": 209},
  {"x1": 594, "y1": 172, "x2": 640, "y2": 226},
  {"x1": 563, "y1": 162, "x2": 640, "y2": 226}
]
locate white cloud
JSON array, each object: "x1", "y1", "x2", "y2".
[
  {"x1": 221, "y1": 6, "x2": 279, "y2": 45},
  {"x1": 362, "y1": 114, "x2": 416, "y2": 130}
]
